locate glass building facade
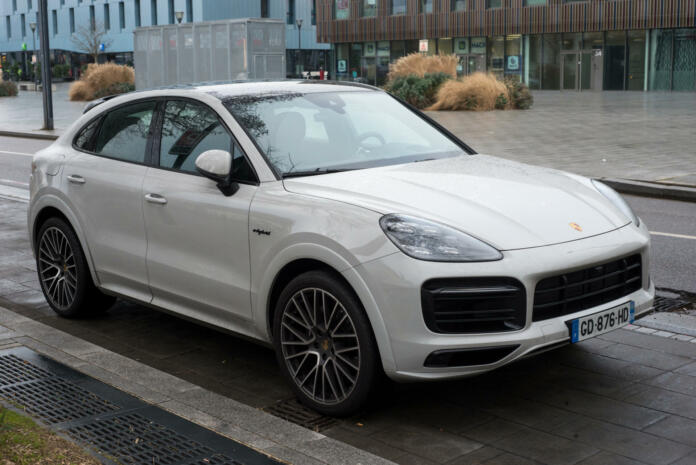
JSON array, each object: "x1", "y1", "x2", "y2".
[{"x1": 318, "y1": 0, "x2": 696, "y2": 92}]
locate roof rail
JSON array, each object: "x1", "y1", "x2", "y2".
[{"x1": 82, "y1": 94, "x2": 121, "y2": 114}]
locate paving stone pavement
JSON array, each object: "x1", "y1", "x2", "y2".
[
  {"x1": 2, "y1": 195, "x2": 696, "y2": 464},
  {"x1": 428, "y1": 91, "x2": 696, "y2": 186}
]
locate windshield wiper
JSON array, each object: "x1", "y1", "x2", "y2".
[{"x1": 282, "y1": 168, "x2": 353, "y2": 178}]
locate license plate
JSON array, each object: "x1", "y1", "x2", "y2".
[{"x1": 570, "y1": 301, "x2": 634, "y2": 343}]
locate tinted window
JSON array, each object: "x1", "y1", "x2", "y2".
[
  {"x1": 94, "y1": 101, "x2": 156, "y2": 163},
  {"x1": 159, "y1": 100, "x2": 255, "y2": 182},
  {"x1": 74, "y1": 118, "x2": 101, "y2": 151}
]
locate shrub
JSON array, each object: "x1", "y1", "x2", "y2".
[
  {"x1": 504, "y1": 78, "x2": 534, "y2": 110},
  {"x1": 387, "y1": 53, "x2": 457, "y2": 81},
  {"x1": 69, "y1": 63, "x2": 135, "y2": 101},
  {"x1": 385, "y1": 72, "x2": 452, "y2": 109},
  {"x1": 428, "y1": 72, "x2": 510, "y2": 111},
  {"x1": 0, "y1": 80, "x2": 18, "y2": 97},
  {"x1": 52, "y1": 64, "x2": 70, "y2": 79}
]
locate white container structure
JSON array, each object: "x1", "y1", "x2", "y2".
[{"x1": 134, "y1": 18, "x2": 286, "y2": 89}]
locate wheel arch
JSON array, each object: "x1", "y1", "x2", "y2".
[
  {"x1": 30, "y1": 197, "x2": 100, "y2": 287},
  {"x1": 257, "y1": 247, "x2": 396, "y2": 375}
]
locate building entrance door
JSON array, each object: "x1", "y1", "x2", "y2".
[
  {"x1": 457, "y1": 55, "x2": 485, "y2": 77},
  {"x1": 561, "y1": 51, "x2": 600, "y2": 90}
]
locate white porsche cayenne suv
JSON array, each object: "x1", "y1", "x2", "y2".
[{"x1": 29, "y1": 81, "x2": 654, "y2": 415}]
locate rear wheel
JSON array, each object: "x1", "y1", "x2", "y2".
[
  {"x1": 273, "y1": 270, "x2": 379, "y2": 416},
  {"x1": 36, "y1": 217, "x2": 115, "y2": 318}
]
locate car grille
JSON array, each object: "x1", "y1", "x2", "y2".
[
  {"x1": 421, "y1": 278, "x2": 526, "y2": 334},
  {"x1": 533, "y1": 254, "x2": 642, "y2": 322}
]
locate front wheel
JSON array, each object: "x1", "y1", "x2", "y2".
[{"x1": 273, "y1": 271, "x2": 379, "y2": 416}]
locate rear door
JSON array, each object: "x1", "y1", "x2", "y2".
[
  {"x1": 141, "y1": 99, "x2": 258, "y2": 330},
  {"x1": 63, "y1": 100, "x2": 157, "y2": 302}
]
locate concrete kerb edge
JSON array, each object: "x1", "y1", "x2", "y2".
[
  {"x1": 601, "y1": 178, "x2": 696, "y2": 203},
  {"x1": 0, "y1": 304, "x2": 396, "y2": 465},
  {"x1": 0, "y1": 130, "x2": 60, "y2": 141}
]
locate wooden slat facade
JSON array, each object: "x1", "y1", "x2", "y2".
[{"x1": 316, "y1": 0, "x2": 696, "y2": 43}]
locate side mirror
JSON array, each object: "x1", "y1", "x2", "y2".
[{"x1": 195, "y1": 150, "x2": 239, "y2": 196}]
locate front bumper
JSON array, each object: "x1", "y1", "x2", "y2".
[{"x1": 353, "y1": 222, "x2": 654, "y2": 381}]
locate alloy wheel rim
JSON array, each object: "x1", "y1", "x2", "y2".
[
  {"x1": 37, "y1": 227, "x2": 77, "y2": 310},
  {"x1": 280, "y1": 287, "x2": 361, "y2": 406}
]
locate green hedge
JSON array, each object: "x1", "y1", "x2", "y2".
[{"x1": 385, "y1": 72, "x2": 452, "y2": 109}]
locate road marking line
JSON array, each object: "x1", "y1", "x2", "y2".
[
  {"x1": 650, "y1": 231, "x2": 696, "y2": 241},
  {"x1": 0, "y1": 150, "x2": 34, "y2": 157}
]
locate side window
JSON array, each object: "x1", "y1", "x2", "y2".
[
  {"x1": 74, "y1": 117, "x2": 101, "y2": 151},
  {"x1": 93, "y1": 101, "x2": 156, "y2": 163},
  {"x1": 159, "y1": 100, "x2": 256, "y2": 182}
]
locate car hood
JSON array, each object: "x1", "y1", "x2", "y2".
[{"x1": 282, "y1": 154, "x2": 630, "y2": 251}]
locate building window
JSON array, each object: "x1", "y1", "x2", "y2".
[
  {"x1": 21, "y1": 14, "x2": 26, "y2": 37},
  {"x1": 311, "y1": 0, "x2": 316, "y2": 24},
  {"x1": 104, "y1": 4, "x2": 111, "y2": 30},
  {"x1": 335, "y1": 0, "x2": 350, "y2": 19},
  {"x1": 260, "y1": 0, "x2": 269, "y2": 18},
  {"x1": 452, "y1": 0, "x2": 466, "y2": 11},
  {"x1": 5, "y1": 16, "x2": 10, "y2": 39},
  {"x1": 420, "y1": 0, "x2": 433, "y2": 13},
  {"x1": 119, "y1": 2, "x2": 125, "y2": 29},
  {"x1": 168, "y1": 0, "x2": 174, "y2": 24},
  {"x1": 287, "y1": 0, "x2": 295, "y2": 24},
  {"x1": 12, "y1": 0, "x2": 17, "y2": 13},
  {"x1": 60, "y1": 0, "x2": 65, "y2": 6},
  {"x1": 69, "y1": 8, "x2": 75, "y2": 33},
  {"x1": 52, "y1": 9, "x2": 57, "y2": 35},
  {"x1": 186, "y1": 0, "x2": 193, "y2": 22},
  {"x1": 524, "y1": 0, "x2": 546, "y2": 4},
  {"x1": 487, "y1": 0, "x2": 502, "y2": 8},
  {"x1": 151, "y1": 0, "x2": 157, "y2": 25},
  {"x1": 391, "y1": 0, "x2": 407, "y2": 15},
  {"x1": 135, "y1": 0, "x2": 141, "y2": 27},
  {"x1": 27, "y1": 0, "x2": 32, "y2": 10},
  {"x1": 89, "y1": 5, "x2": 95, "y2": 30},
  {"x1": 361, "y1": 0, "x2": 377, "y2": 17}
]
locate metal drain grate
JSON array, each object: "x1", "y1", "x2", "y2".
[
  {"x1": 0, "y1": 347, "x2": 281, "y2": 465},
  {"x1": 264, "y1": 398, "x2": 337, "y2": 432},
  {"x1": 0, "y1": 354, "x2": 55, "y2": 385},
  {"x1": 652, "y1": 295, "x2": 688, "y2": 313},
  {"x1": 0, "y1": 377, "x2": 120, "y2": 424},
  {"x1": 67, "y1": 413, "x2": 241, "y2": 465}
]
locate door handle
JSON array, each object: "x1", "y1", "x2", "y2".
[
  {"x1": 145, "y1": 193, "x2": 167, "y2": 205},
  {"x1": 67, "y1": 174, "x2": 86, "y2": 184}
]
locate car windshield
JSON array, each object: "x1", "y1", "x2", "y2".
[{"x1": 220, "y1": 90, "x2": 464, "y2": 176}]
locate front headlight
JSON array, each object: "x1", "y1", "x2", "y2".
[
  {"x1": 592, "y1": 180, "x2": 640, "y2": 227},
  {"x1": 379, "y1": 214, "x2": 502, "y2": 262}
]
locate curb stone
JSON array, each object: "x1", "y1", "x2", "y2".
[
  {"x1": 601, "y1": 178, "x2": 696, "y2": 203},
  {"x1": 0, "y1": 130, "x2": 61, "y2": 140}
]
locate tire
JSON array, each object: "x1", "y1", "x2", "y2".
[
  {"x1": 273, "y1": 270, "x2": 379, "y2": 417},
  {"x1": 35, "y1": 217, "x2": 115, "y2": 318}
]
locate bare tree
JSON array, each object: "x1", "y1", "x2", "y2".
[{"x1": 70, "y1": 21, "x2": 113, "y2": 63}]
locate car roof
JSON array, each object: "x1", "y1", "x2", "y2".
[{"x1": 84, "y1": 80, "x2": 380, "y2": 114}]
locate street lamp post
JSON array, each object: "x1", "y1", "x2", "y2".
[
  {"x1": 175, "y1": 11, "x2": 184, "y2": 24},
  {"x1": 38, "y1": 0, "x2": 53, "y2": 131},
  {"x1": 29, "y1": 22, "x2": 36, "y2": 87},
  {"x1": 296, "y1": 19, "x2": 303, "y2": 77}
]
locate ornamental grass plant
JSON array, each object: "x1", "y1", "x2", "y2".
[
  {"x1": 69, "y1": 63, "x2": 135, "y2": 101},
  {"x1": 427, "y1": 72, "x2": 510, "y2": 111},
  {"x1": 387, "y1": 53, "x2": 458, "y2": 81}
]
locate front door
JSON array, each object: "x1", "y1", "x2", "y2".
[
  {"x1": 63, "y1": 100, "x2": 157, "y2": 302},
  {"x1": 562, "y1": 51, "x2": 599, "y2": 91},
  {"x1": 142, "y1": 99, "x2": 258, "y2": 330}
]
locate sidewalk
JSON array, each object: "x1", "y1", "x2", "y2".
[{"x1": 0, "y1": 82, "x2": 85, "y2": 138}]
